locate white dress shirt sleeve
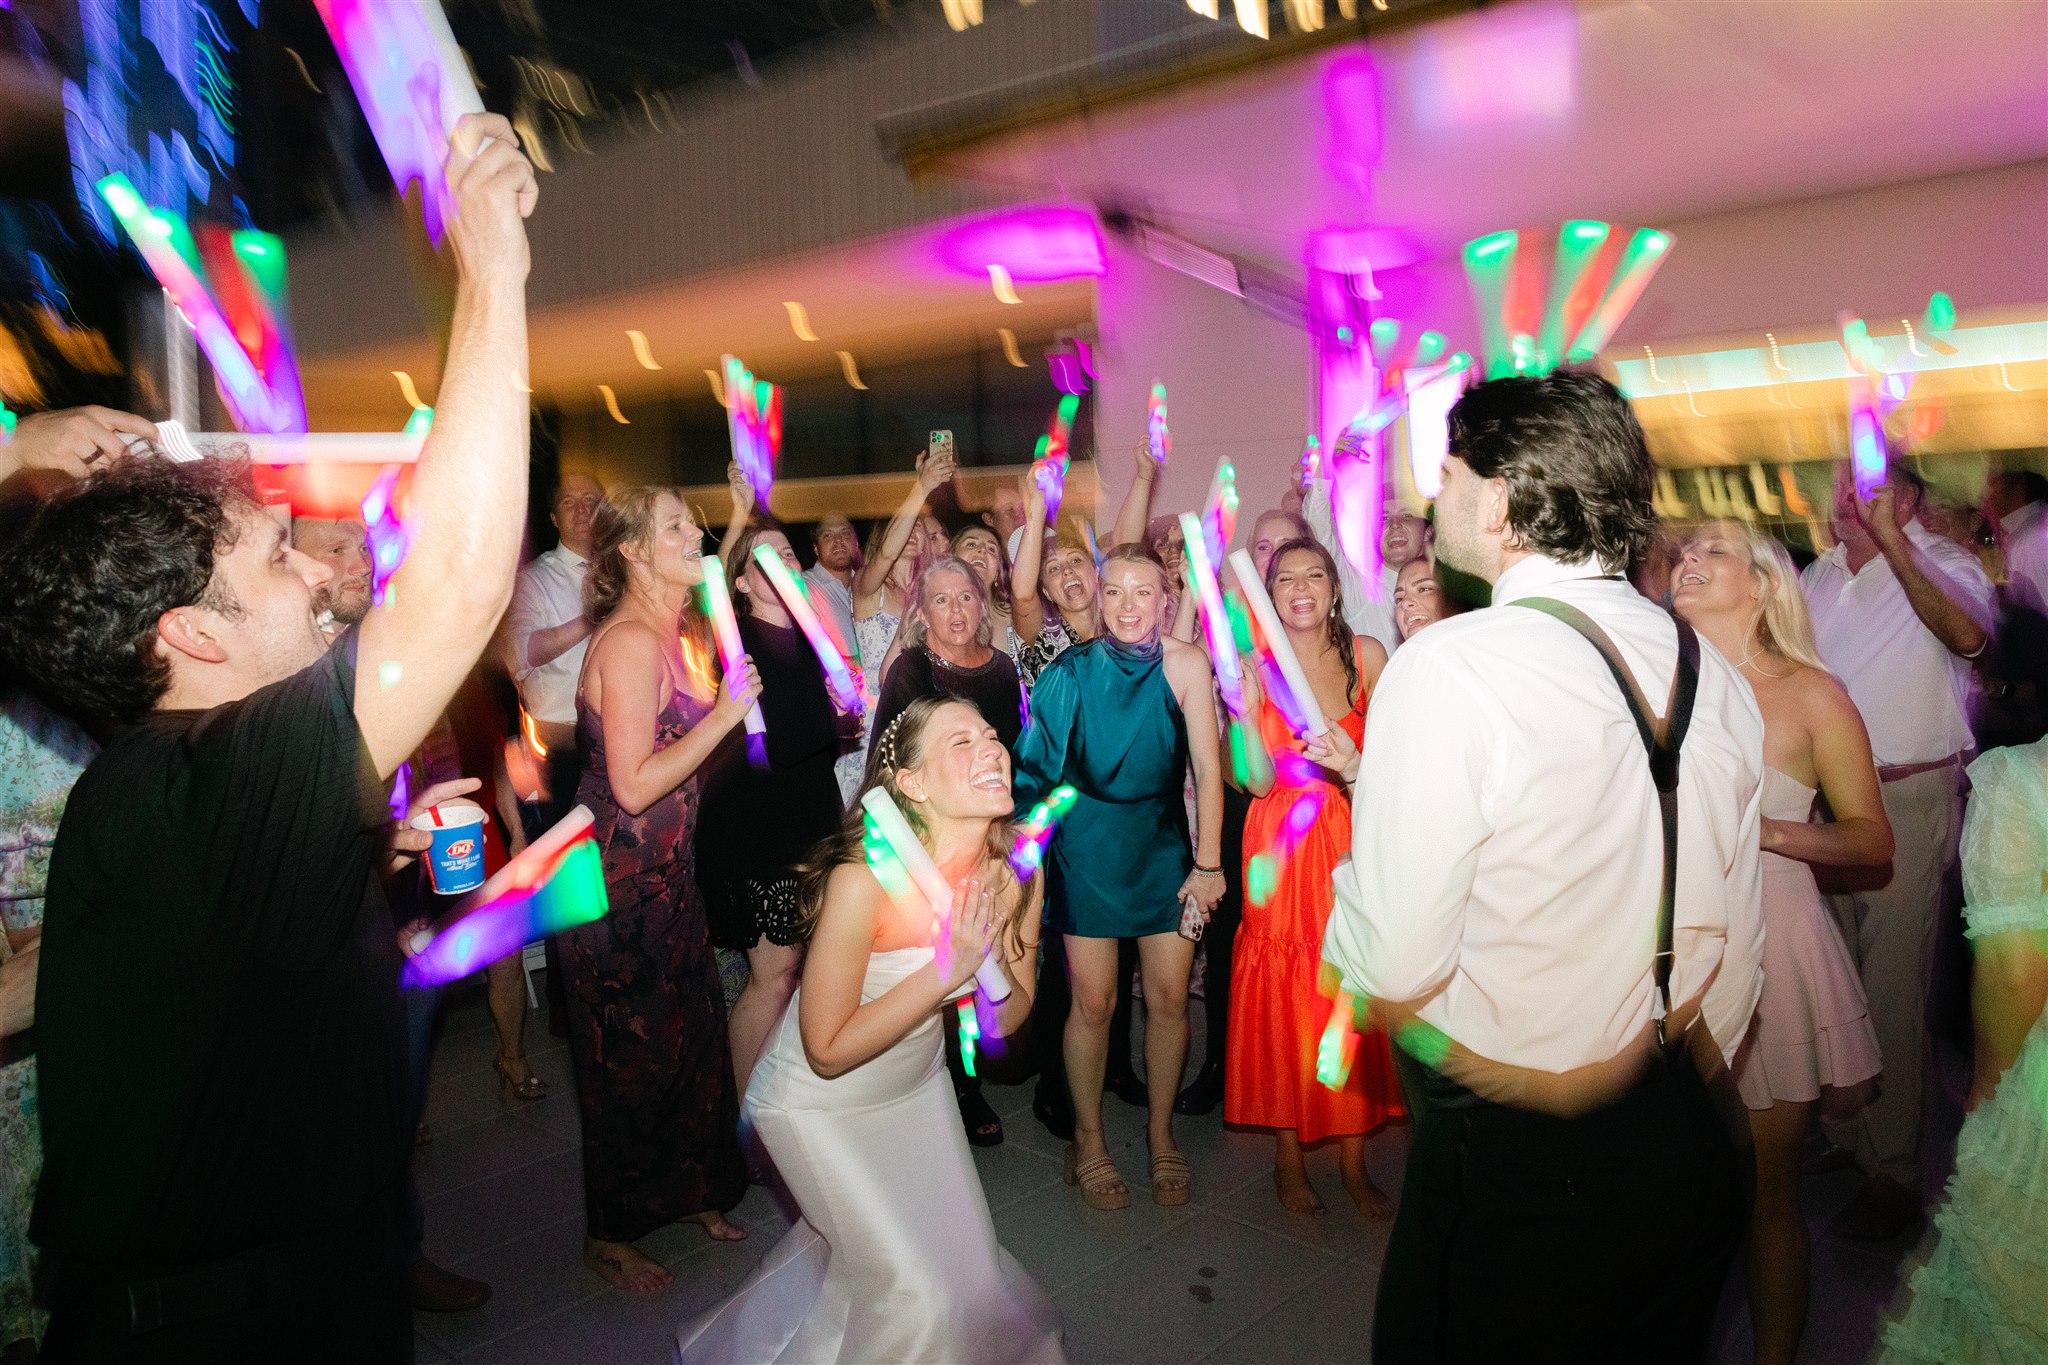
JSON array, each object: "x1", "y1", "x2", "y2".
[
  {"x1": 1691, "y1": 749, "x2": 1766, "y2": 1065},
  {"x1": 1324, "y1": 638, "x2": 1495, "y2": 1006},
  {"x1": 501, "y1": 564, "x2": 553, "y2": 686}
]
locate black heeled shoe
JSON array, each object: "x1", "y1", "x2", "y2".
[
  {"x1": 1175, "y1": 1058, "x2": 1224, "y2": 1116},
  {"x1": 1104, "y1": 1066, "x2": 1149, "y2": 1108},
  {"x1": 956, "y1": 1081, "x2": 1005, "y2": 1147},
  {"x1": 1032, "y1": 1082, "x2": 1076, "y2": 1142}
]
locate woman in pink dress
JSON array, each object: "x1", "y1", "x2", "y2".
[{"x1": 1673, "y1": 520, "x2": 1894, "y2": 1365}]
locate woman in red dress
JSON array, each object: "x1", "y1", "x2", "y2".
[{"x1": 1225, "y1": 538, "x2": 1406, "y2": 1216}]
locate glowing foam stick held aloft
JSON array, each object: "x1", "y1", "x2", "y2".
[
  {"x1": 1031, "y1": 394, "x2": 1081, "y2": 524},
  {"x1": 1147, "y1": 382, "x2": 1171, "y2": 466},
  {"x1": 1197, "y1": 458, "x2": 1240, "y2": 566},
  {"x1": 859, "y1": 788, "x2": 1012, "y2": 1003},
  {"x1": 1180, "y1": 513, "x2": 1245, "y2": 718},
  {"x1": 1009, "y1": 785, "x2": 1079, "y2": 880},
  {"x1": 1315, "y1": 992, "x2": 1363, "y2": 1090},
  {"x1": 1462, "y1": 229, "x2": 1519, "y2": 379},
  {"x1": 1848, "y1": 376, "x2": 1887, "y2": 501},
  {"x1": 700, "y1": 556, "x2": 767, "y2": 763},
  {"x1": 1226, "y1": 549, "x2": 1329, "y2": 737},
  {"x1": 1565, "y1": 227, "x2": 1673, "y2": 362},
  {"x1": 403, "y1": 806, "x2": 608, "y2": 988},
  {"x1": 722, "y1": 354, "x2": 784, "y2": 504},
  {"x1": 750, "y1": 544, "x2": 865, "y2": 713},
  {"x1": 1538, "y1": 220, "x2": 1611, "y2": 371}
]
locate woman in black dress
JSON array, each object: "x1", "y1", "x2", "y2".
[
  {"x1": 697, "y1": 522, "x2": 854, "y2": 1085},
  {"x1": 569, "y1": 487, "x2": 759, "y2": 1292},
  {"x1": 872, "y1": 554, "x2": 1025, "y2": 752}
]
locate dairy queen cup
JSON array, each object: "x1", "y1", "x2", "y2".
[{"x1": 411, "y1": 802, "x2": 490, "y2": 895}]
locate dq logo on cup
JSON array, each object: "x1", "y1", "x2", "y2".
[{"x1": 410, "y1": 803, "x2": 490, "y2": 895}]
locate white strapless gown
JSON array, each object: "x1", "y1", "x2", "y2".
[{"x1": 674, "y1": 948, "x2": 1065, "y2": 1365}]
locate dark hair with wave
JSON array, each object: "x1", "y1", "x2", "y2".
[
  {"x1": 1447, "y1": 370, "x2": 1658, "y2": 570},
  {"x1": 795, "y1": 693, "x2": 1031, "y2": 957},
  {"x1": 0, "y1": 457, "x2": 260, "y2": 726},
  {"x1": 1264, "y1": 537, "x2": 1359, "y2": 707},
  {"x1": 725, "y1": 518, "x2": 786, "y2": 617}
]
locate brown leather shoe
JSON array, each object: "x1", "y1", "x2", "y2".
[
  {"x1": 409, "y1": 1257, "x2": 492, "y2": 1313},
  {"x1": 1827, "y1": 1174, "x2": 1924, "y2": 1243}
]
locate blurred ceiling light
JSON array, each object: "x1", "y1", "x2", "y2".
[
  {"x1": 784, "y1": 302, "x2": 820, "y2": 341},
  {"x1": 837, "y1": 351, "x2": 869, "y2": 390},
  {"x1": 939, "y1": 207, "x2": 1106, "y2": 282},
  {"x1": 627, "y1": 329, "x2": 663, "y2": 370},
  {"x1": 989, "y1": 265, "x2": 1021, "y2": 305},
  {"x1": 393, "y1": 371, "x2": 426, "y2": 409},
  {"x1": 1283, "y1": 0, "x2": 1323, "y2": 34},
  {"x1": 999, "y1": 328, "x2": 1028, "y2": 367},
  {"x1": 1409, "y1": 2, "x2": 1576, "y2": 131},
  {"x1": 1234, "y1": 0, "x2": 1269, "y2": 38},
  {"x1": 705, "y1": 368, "x2": 729, "y2": 407},
  {"x1": 1187, "y1": 0, "x2": 1219, "y2": 17},
  {"x1": 941, "y1": 0, "x2": 984, "y2": 30},
  {"x1": 599, "y1": 384, "x2": 630, "y2": 424}
]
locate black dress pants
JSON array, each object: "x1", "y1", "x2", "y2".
[
  {"x1": 1196, "y1": 783, "x2": 1250, "y2": 1067},
  {"x1": 1373, "y1": 1053, "x2": 1745, "y2": 1364}
]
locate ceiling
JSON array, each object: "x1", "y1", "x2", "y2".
[{"x1": 919, "y1": 0, "x2": 2048, "y2": 277}]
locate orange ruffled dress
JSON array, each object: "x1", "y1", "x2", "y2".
[{"x1": 1224, "y1": 661, "x2": 1405, "y2": 1143}]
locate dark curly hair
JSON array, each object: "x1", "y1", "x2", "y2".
[
  {"x1": 1447, "y1": 370, "x2": 1658, "y2": 571},
  {"x1": 0, "y1": 458, "x2": 261, "y2": 726}
]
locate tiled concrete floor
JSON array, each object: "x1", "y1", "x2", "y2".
[{"x1": 412, "y1": 976, "x2": 1949, "y2": 1364}]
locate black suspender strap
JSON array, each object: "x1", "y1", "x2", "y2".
[{"x1": 1514, "y1": 598, "x2": 1701, "y2": 1047}]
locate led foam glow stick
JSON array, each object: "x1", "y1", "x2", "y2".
[
  {"x1": 311, "y1": 0, "x2": 485, "y2": 245},
  {"x1": 146, "y1": 428, "x2": 427, "y2": 465},
  {"x1": 1147, "y1": 383, "x2": 1171, "y2": 467},
  {"x1": 1226, "y1": 549, "x2": 1328, "y2": 737},
  {"x1": 1848, "y1": 376, "x2": 1888, "y2": 501},
  {"x1": 1462, "y1": 229, "x2": 1519, "y2": 379},
  {"x1": 403, "y1": 806, "x2": 608, "y2": 988},
  {"x1": 859, "y1": 787, "x2": 1011, "y2": 1003},
  {"x1": 1197, "y1": 458, "x2": 1241, "y2": 567},
  {"x1": 1565, "y1": 228, "x2": 1673, "y2": 362},
  {"x1": 750, "y1": 544, "x2": 866, "y2": 713},
  {"x1": 1181, "y1": 513, "x2": 1245, "y2": 718},
  {"x1": 1030, "y1": 394, "x2": 1081, "y2": 524},
  {"x1": 700, "y1": 556, "x2": 768, "y2": 763},
  {"x1": 722, "y1": 355, "x2": 784, "y2": 505},
  {"x1": 1538, "y1": 220, "x2": 1612, "y2": 372},
  {"x1": 360, "y1": 465, "x2": 410, "y2": 605},
  {"x1": 97, "y1": 175, "x2": 304, "y2": 433},
  {"x1": 957, "y1": 999, "x2": 982, "y2": 1078},
  {"x1": 1009, "y1": 785, "x2": 1079, "y2": 879}
]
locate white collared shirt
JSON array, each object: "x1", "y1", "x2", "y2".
[
  {"x1": 1323, "y1": 554, "x2": 1765, "y2": 1072},
  {"x1": 502, "y1": 546, "x2": 589, "y2": 725},
  {"x1": 803, "y1": 562, "x2": 858, "y2": 651},
  {"x1": 2001, "y1": 502, "x2": 2048, "y2": 617},
  {"x1": 1800, "y1": 521, "x2": 1995, "y2": 766}
]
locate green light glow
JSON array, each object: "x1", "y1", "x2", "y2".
[
  {"x1": 1537, "y1": 220, "x2": 1610, "y2": 371},
  {"x1": 1461, "y1": 229, "x2": 1519, "y2": 379}
]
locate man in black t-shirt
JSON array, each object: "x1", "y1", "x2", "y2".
[{"x1": 0, "y1": 114, "x2": 538, "y2": 1364}]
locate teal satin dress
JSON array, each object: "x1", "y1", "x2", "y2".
[{"x1": 1013, "y1": 636, "x2": 1191, "y2": 938}]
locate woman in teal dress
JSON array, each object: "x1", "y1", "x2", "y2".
[
  {"x1": 1014, "y1": 546, "x2": 1225, "y2": 1211},
  {"x1": 1877, "y1": 735, "x2": 2048, "y2": 1362}
]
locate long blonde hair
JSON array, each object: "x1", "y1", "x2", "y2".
[
  {"x1": 1709, "y1": 519, "x2": 1827, "y2": 672},
  {"x1": 583, "y1": 485, "x2": 676, "y2": 624}
]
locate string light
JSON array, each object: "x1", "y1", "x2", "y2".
[
  {"x1": 998, "y1": 327, "x2": 1028, "y2": 368},
  {"x1": 598, "y1": 384, "x2": 630, "y2": 424},
  {"x1": 704, "y1": 367, "x2": 728, "y2": 408},
  {"x1": 837, "y1": 350, "x2": 868, "y2": 391},
  {"x1": 393, "y1": 370, "x2": 427, "y2": 409}
]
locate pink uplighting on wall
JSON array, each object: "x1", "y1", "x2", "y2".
[{"x1": 936, "y1": 207, "x2": 1106, "y2": 283}]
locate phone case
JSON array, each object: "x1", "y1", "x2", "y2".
[
  {"x1": 1177, "y1": 892, "x2": 1207, "y2": 942},
  {"x1": 929, "y1": 430, "x2": 954, "y2": 462}
]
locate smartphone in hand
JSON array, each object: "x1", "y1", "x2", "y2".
[{"x1": 929, "y1": 430, "x2": 955, "y2": 465}]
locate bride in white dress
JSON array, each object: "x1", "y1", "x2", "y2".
[{"x1": 676, "y1": 696, "x2": 1066, "y2": 1364}]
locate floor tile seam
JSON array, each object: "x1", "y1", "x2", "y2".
[
  {"x1": 1041, "y1": 1208, "x2": 1201, "y2": 1294},
  {"x1": 421, "y1": 1146, "x2": 583, "y2": 1201},
  {"x1": 440, "y1": 1212, "x2": 589, "y2": 1274},
  {"x1": 1201, "y1": 1201, "x2": 1379, "y2": 1260},
  {"x1": 423, "y1": 1287, "x2": 613, "y2": 1359}
]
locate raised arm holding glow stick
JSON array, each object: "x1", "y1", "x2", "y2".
[
  {"x1": 701, "y1": 555, "x2": 767, "y2": 763},
  {"x1": 1180, "y1": 512, "x2": 1245, "y2": 718},
  {"x1": 1227, "y1": 549, "x2": 1329, "y2": 737},
  {"x1": 859, "y1": 788, "x2": 1011, "y2": 1004},
  {"x1": 750, "y1": 544, "x2": 866, "y2": 713}
]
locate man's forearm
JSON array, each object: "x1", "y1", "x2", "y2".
[
  {"x1": 1883, "y1": 538, "x2": 1987, "y2": 657},
  {"x1": 525, "y1": 615, "x2": 591, "y2": 669}
]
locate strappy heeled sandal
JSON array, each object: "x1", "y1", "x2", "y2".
[
  {"x1": 495, "y1": 1056, "x2": 549, "y2": 1102},
  {"x1": 1149, "y1": 1149, "x2": 1193, "y2": 1207},
  {"x1": 1063, "y1": 1143, "x2": 1132, "y2": 1211}
]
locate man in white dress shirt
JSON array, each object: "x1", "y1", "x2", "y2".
[
  {"x1": 803, "y1": 513, "x2": 862, "y2": 647},
  {"x1": 1322, "y1": 372, "x2": 1764, "y2": 1361},
  {"x1": 1802, "y1": 463, "x2": 1994, "y2": 1240},
  {"x1": 1983, "y1": 467, "x2": 2048, "y2": 616},
  {"x1": 502, "y1": 471, "x2": 604, "y2": 804}
]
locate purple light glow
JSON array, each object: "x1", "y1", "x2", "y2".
[{"x1": 936, "y1": 207, "x2": 1105, "y2": 283}]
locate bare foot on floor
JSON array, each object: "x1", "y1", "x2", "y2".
[
  {"x1": 1342, "y1": 1168, "x2": 1395, "y2": 1220},
  {"x1": 1274, "y1": 1165, "x2": 1326, "y2": 1215},
  {"x1": 687, "y1": 1210, "x2": 748, "y2": 1242},
  {"x1": 584, "y1": 1237, "x2": 674, "y2": 1293}
]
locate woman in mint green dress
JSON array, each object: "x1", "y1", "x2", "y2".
[
  {"x1": 1013, "y1": 546, "x2": 1225, "y2": 1213},
  {"x1": 1877, "y1": 735, "x2": 2048, "y2": 1363}
]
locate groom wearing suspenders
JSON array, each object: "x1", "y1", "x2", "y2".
[{"x1": 1321, "y1": 372, "x2": 1767, "y2": 1362}]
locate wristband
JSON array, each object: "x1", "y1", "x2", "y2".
[{"x1": 1192, "y1": 863, "x2": 1222, "y2": 877}]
